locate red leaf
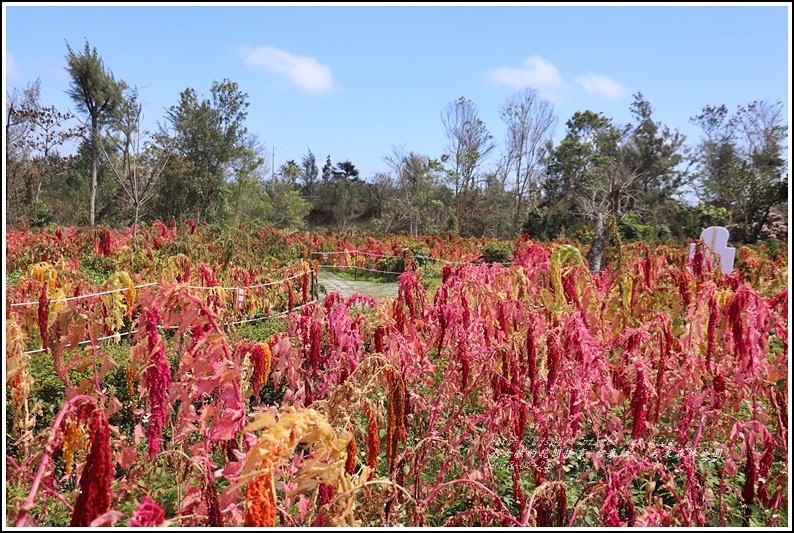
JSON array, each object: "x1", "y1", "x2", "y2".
[
  {"x1": 297, "y1": 495, "x2": 311, "y2": 522},
  {"x1": 211, "y1": 409, "x2": 243, "y2": 441},
  {"x1": 119, "y1": 443, "x2": 138, "y2": 470}
]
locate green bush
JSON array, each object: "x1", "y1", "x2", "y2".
[{"x1": 478, "y1": 242, "x2": 513, "y2": 265}]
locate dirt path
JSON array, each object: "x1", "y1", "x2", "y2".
[{"x1": 317, "y1": 269, "x2": 399, "y2": 301}]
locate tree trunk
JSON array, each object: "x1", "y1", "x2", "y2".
[
  {"x1": 89, "y1": 119, "x2": 98, "y2": 227},
  {"x1": 513, "y1": 192, "x2": 523, "y2": 237},
  {"x1": 588, "y1": 214, "x2": 610, "y2": 272},
  {"x1": 133, "y1": 203, "x2": 140, "y2": 240}
]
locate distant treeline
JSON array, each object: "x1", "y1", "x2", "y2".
[{"x1": 6, "y1": 42, "x2": 788, "y2": 269}]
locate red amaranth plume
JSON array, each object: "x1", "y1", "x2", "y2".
[
  {"x1": 318, "y1": 483, "x2": 336, "y2": 506},
  {"x1": 642, "y1": 248, "x2": 653, "y2": 288},
  {"x1": 630, "y1": 367, "x2": 648, "y2": 440},
  {"x1": 712, "y1": 372, "x2": 727, "y2": 409},
  {"x1": 546, "y1": 332, "x2": 561, "y2": 392},
  {"x1": 706, "y1": 291, "x2": 719, "y2": 370},
  {"x1": 143, "y1": 306, "x2": 170, "y2": 459},
  {"x1": 756, "y1": 434, "x2": 777, "y2": 506},
  {"x1": 302, "y1": 269, "x2": 310, "y2": 304},
  {"x1": 741, "y1": 444, "x2": 756, "y2": 526},
  {"x1": 346, "y1": 431, "x2": 358, "y2": 476},
  {"x1": 726, "y1": 287, "x2": 751, "y2": 371},
  {"x1": 101, "y1": 228, "x2": 112, "y2": 257},
  {"x1": 129, "y1": 496, "x2": 166, "y2": 527},
  {"x1": 690, "y1": 241, "x2": 709, "y2": 278},
  {"x1": 526, "y1": 319, "x2": 538, "y2": 403},
  {"x1": 651, "y1": 315, "x2": 676, "y2": 424},
  {"x1": 309, "y1": 318, "x2": 323, "y2": 375},
  {"x1": 442, "y1": 263, "x2": 453, "y2": 284},
  {"x1": 535, "y1": 483, "x2": 567, "y2": 527},
  {"x1": 70, "y1": 408, "x2": 113, "y2": 526},
  {"x1": 364, "y1": 401, "x2": 380, "y2": 480},
  {"x1": 204, "y1": 467, "x2": 223, "y2": 526},
  {"x1": 237, "y1": 342, "x2": 268, "y2": 397},
  {"x1": 562, "y1": 271, "x2": 586, "y2": 324},
  {"x1": 38, "y1": 282, "x2": 49, "y2": 353},
  {"x1": 393, "y1": 300, "x2": 406, "y2": 332},
  {"x1": 374, "y1": 325, "x2": 385, "y2": 354},
  {"x1": 398, "y1": 271, "x2": 419, "y2": 320},
  {"x1": 385, "y1": 371, "x2": 407, "y2": 472},
  {"x1": 673, "y1": 269, "x2": 693, "y2": 307}
]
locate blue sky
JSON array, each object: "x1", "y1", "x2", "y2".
[{"x1": 3, "y1": 2, "x2": 791, "y2": 185}]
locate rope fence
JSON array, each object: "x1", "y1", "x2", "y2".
[
  {"x1": 9, "y1": 264, "x2": 317, "y2": 355},
  {"x1": 20, "y1": 299, "x2": 315, "y2": 356},
  {"x1": 10, "y1": 250, "x2": 511, "y2": 354},
  {"x1": 8, "y1": 269, "x2": 310, "y2": 308},
  {"x1": 309, "y1": 249, "x2": 508, "y2": 275}
]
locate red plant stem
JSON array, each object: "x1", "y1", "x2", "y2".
[
  {"x1": 658, "y1": 471, "x2": 691, "y2": 527},
  {"x1": 88, "y1": 329, "x2": 106, "y2": 403},
  {"x1": 402, "y1": 434, "x2": 467, "y2": 504},
  {"x1": 433, "y1": 431, "x2": 485, "y2": 488},
  {"x1": 556, "y1": 446, "x2": 565, "y2": 481},
  {"x1": 422, "y1": 479, "x2": 523, "y2": 526},
  {"x1": 183, "y1": 292, "x2": 242, "y2": 404},
  {"x1": 566, "y1": 483, "x2": 603, "y2": 526},
  {"x1": 15, "y1": 395, "x2": 97, "y2": 527},
  {"x1": 524, "y1": 489, "x2": 539, "y2": 525},
  {"x1": 6, "y1": 455, "x2": 74, "y2": 512},
  {"x1": 692, "y1": 417, "x2": 705, "y2": 450},
  {"x1": 424, "y1": 367, "x2": 461, "y2": 432},
  {"x1": 450, "y1": 507, "x2": 526, "y2": 527},
  {"x1": 718, "y1": 430, "x2": 741, "y2": 528}
]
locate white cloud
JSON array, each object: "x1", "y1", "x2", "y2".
[
  {"x1": 485, "y1": 55, "x2": 567, "y2": 101},
  {"x1": 6, "y1": 51, "x2": 21, "y2": 80},
  {"x1": 239, "y1": 45, "x2": 338, "y2": 94},
  {"x1": 574, "y1": 73, "x2": 628, "y2": 101}
]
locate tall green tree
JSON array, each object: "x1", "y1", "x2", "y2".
[
  {"x1": 228, "y1": 134, "x2": 267, "y2": 226},
  {"x1": 383, "y1": 146, "x2": 450, "y2": 236},
  {"x1": 65, "y1": 40, "x2": 124, "y2": 227},
  {"x1": 689, "y1": 100, "x2": 788, "y2": 243},
  {"x1": 321, "y1": 155, "x2": 334, "y2": 182},
  {"x1": 299, "y1": 148, "x2": 319, "y2": 198},
  {"x1": 309, "y1": 158, "x2": 367, "y2": 229},
  {"x1": 278, "y1": 159, "x2": 301, "y2": 184},
  {"x1": 627, "y1": 93, "x2": 686, "y2": 201},
  {"x1": 535, "y1": 110, "x2": 617, "y2": 239},
  {"x1": 156, "y1": 79, "x2": 250, "y2": 223},
  {"x1": 264, "y1": 159, "x2": 310, "y2": 230},
  {"x1": 539, "y1": 110, "x2": 635, "y2": 271}
]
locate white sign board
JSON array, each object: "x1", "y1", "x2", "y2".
[{"x1": 688, "y1": 226, "x2": 735, "y2": 275}]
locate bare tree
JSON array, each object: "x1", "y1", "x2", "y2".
[
  {"x1": 382, "y1": 145, "x2": 451, "y2": 236},
  {"x1": 441, "y1": 97, "x2": 495, "y2": 224},
  {"x1": 6, "y1": 79, "x2": 84, "y2": 225},
  {"x1": 499, "y1": 88, "x2": 556, "y2": 235},
  {"x1": 98, "y1": 87, "x2": 174, "y2": 238}
]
